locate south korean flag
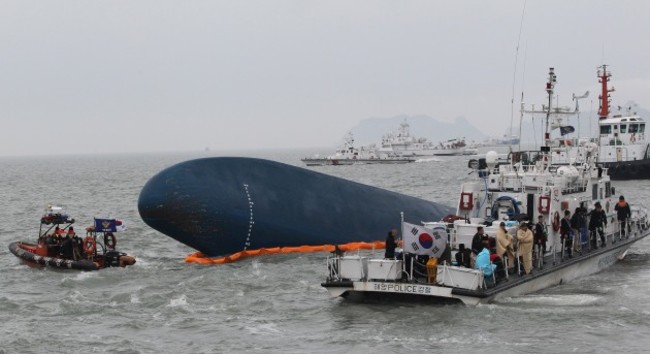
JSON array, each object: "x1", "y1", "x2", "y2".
[{"x1": 401, "y1": 221, "x2": 448, "y2": 257}]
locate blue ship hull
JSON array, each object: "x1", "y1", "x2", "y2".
[{"x1": 138, "y1": 157, "x2": 453, "y2": 257}]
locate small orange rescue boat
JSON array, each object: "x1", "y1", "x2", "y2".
[{"x1": 8, "y1": 205, "x2": 135, "y2": 271}]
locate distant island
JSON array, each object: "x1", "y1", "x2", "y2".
[{"x1": 347, "y1": 102, "x2": 649, "y2": 148}]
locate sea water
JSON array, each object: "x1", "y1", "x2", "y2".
[{"x1": 0, "y1": 149, "x2": 649, "y2": 353}]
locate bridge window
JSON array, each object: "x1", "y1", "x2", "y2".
[
  {"x1": 600, "y1": 125, "x2": 612, "y2": 134},
  {"x1": 620, "y1": 124, "x2": 627, "y2": 133},
  {"x1": 629, "y1": 124, "x2": 639, "y2": 133},
  {"x1": 641, "y1": 124, "x2": 646, "y2": 133}
]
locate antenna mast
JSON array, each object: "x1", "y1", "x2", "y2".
[
  {"x1": 544, "y1": 67, "x2": 557, "y2": 147},
  {"x1": 598, "y1": 65, "x2": 615, "y2": 119},
  {"x1": 572, "y1": 91, "x2": 590, "y2": 138}
]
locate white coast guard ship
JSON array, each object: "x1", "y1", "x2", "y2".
[
  {"x1": 594, "y1": 65, "x2": 650, "y2": 180},
  {"x1": 301, "y1": 132, "x2": 415, "y2": 166},
  {"x1": 376, "y1": 120, "x2": 439, "y2": 157},
  {"x1": 321, "y1": 68, "x2": 650, "y2": 305}
]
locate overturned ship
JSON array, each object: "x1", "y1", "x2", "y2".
[{"x1": 138, "y1": 157, "x2": 453, "y2": 258}]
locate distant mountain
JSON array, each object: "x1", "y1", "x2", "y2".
[{"x1": 349, "y1": 114, "x2": 489, "y2": 146}]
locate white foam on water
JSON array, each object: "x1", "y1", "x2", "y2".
[
  {"x1": 66, "y1": 290, "x2": 84, "y2": 304},
  {"x1": 68, "y1": 270, "x2": 97, "y2": 282},
  {"x1": 167, "y1": 294, "x2": 188, "y2": 307},
  {"x1": 499, "y1": 293, "x2": 601, "y2": 306},
  {"x1": 415, "y1": 157, "x2": 444, "y2": 163},
  {"x1": 244, "y1": 322, "x2": 282, "y2": 335}
]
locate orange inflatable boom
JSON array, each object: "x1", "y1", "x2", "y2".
[{"x1": 185, "y1": 241, "x2": 386, "y2": 265}]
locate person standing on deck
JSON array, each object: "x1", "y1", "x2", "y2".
[
  {"x1": 517, "y1": 222, "x2": 534, "y2": 274},
  {"x1": 589, "y1": 202, "x2": 608, "y2": 248},
  {"x1": 570, "y1": 208, "x2": 584, "y2": 253},
  {"x1": 615, "y1": 196, "x2": 631, "y2": 237},
  {"x1": 384, "y1": 229, "x2": 398, "y2": 259},
  {"x1": 496, "y1": 222, "x2": 515, "y2": 273},
  {"x1": 561, "y1": 210, "x2": 573, "y2": 257},
  {"x1": 534, "y1": 215, "x2": 548, "y2": 256}
]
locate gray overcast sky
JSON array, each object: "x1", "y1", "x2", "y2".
[{"x1": 2, "y1": 1, "x2": 649, "y2": 156}]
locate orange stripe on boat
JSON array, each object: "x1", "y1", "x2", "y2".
[{"x1": 184, "y1": 241, "x2": 386, "y2": 265}]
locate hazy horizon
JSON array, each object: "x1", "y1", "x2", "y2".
[{"x1": 3, "y1": 1, "x2": 649, "y2": 157}]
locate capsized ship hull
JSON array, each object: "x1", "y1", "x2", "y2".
[{"x1": 138, "y1": 157, "x2": 453, "y2": 257}]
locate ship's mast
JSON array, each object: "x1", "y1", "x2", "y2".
[
  {"x1": 598, "y1": 65, "x2": 615, "y2": 119},
  {"x1": 544, "y1": 67, "x2": 557, "y2": 146},
  {"x1": 522, "y1": 67, "x2": 579, "y2": 152}
]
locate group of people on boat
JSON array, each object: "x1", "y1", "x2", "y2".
[
  {"x1": 449, "y1": 195, "x2": 632, "y2": 283},
  {"x1": 456, "y1": 223, "x2": 538, "y2": 279},
  {"x1": 559, "y1": 195, "x2": 631, "y2": 257},
  {"x1": 42, "y1": 226, "x2": 86, "y2": 261},
  {"x1": 375, "y1": 195, "x2": 634, "y2": 287}
]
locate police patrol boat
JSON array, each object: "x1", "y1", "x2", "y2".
[
  {"x1": 301, "y1": 131, "x2": 415, "y2": 166},
  {"x1": 321, "y1": 68, "x2": 650, "y2": 305},
  {"x1": 9, "y1": 205, "x2": 136, "y2": 270}
]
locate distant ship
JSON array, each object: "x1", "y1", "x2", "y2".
[
  {"x1": 500, "y1": 135, "x2": 520, "y2": 145},
  {"x1": 432, "y1": 137, "x2": 478, "y2": 156},
  {"x1": 483, "y1": 135, "x2": 520, "y2": 147},
  {"x1": 138, "y1": 157, "x2": 453, "y2": 258},
  {"x1": 594, "y1": 65, "x2": 650, "y2": 180},
  {"x1": 376, "y1": 120, "x2": 439, "y2": 157},
  {"x1": 301, "y1": 132, "x2": 414, "y2": 166},
  {"x1": 520, "y1": 65, "x2": 650, "y2": 180}
]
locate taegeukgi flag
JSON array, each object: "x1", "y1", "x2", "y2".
[{"x1": 401, "y1": 222, "x2": 448, "y2": 258}]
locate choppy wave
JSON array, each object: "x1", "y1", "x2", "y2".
[{"x1": 1, "y1": 151, "x2": 650, "y2": 353}]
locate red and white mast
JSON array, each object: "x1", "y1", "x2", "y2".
[{"x1": 598, "y1": 65, "x2": 615, "y2": 119}]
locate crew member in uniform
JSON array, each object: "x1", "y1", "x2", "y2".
[
  {"x1": 560, "y1": 210, "x2": 573, "y2": 257},
  {"x1": 589, "y1": 202, "x2": 608, "y2": 248},
  {"x1": 615, "y1": 195, "x2": 631, "y2": 237},
  {"x1": 384, "y1": 229, "x2": 398, "y2": 259}
]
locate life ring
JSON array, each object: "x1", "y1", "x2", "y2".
[
  {"x1": 552, "y1": 211, "x2": 560, "y2": 232},
  {"x1": 83, "y1": 236, "x2": 96, "y2": 255},
  {"x1": 104, "y1": 233, "x2": 117, "y2": 250}
]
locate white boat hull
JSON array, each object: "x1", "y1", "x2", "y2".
[
  {"x1": 485, "y1": 243, "x2": 630, "y2": 303},
  {"x1": 323, "y1": 234, "x2": 646, "y2": 305}
]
